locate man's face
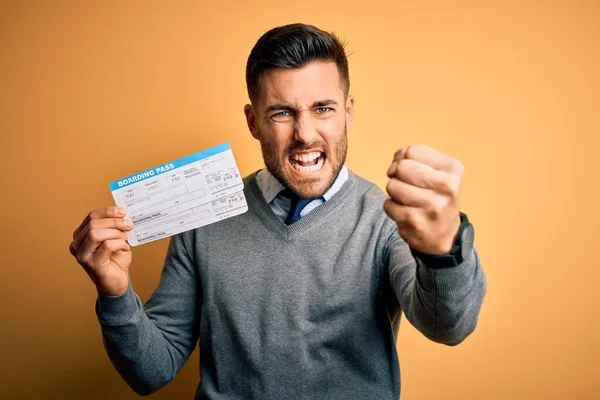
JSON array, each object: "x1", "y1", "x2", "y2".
[{"x1": 245, "y1": 61, "x2": 355, "y2": 199}]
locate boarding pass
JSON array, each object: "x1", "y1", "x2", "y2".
[{"x1": 109, "y1": 143, "x2": 248, "y2": 246}]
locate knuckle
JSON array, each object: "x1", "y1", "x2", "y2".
[
  {"x1": 386, "y1": 179, "x2": 396, "y2": 195},
  {"x1": 403, "y1": 208, "x2": 418, "y2": 226},
  {"x1": 448, "y1": 174, "x2": 462, "y2": 197},
  {"x1": 453, "y1": 159, "x2": 465, "y2": 176},
  {"x1": 396, "y1": 158, "x2": 410, "y2": 174},
  {"x1": 423, "y1": 201, "x2": 437, "y2": 217},
  {"x1": 75, "y1": 251, "x2": 87, "y2": 266},
  {"x1": 101, "y1": 240, "x2": 117, "y2": 253},
  {"x1": 397, "y1": 160, "x2": 415, "y2": 183},
  {"x1": 107, "y1": 205, "x2": 119, "y2": 216},
  {"x1": 437, "y1": 173, "x2": 460, "y2": 197},
  {"x1": 426, "y1": 197, "x2": 446, "y2": 217},
  {"x1": 437, "y1": 177, "x2": 453, "y2": 194},
  {"x1": 88, "y1": 229, "x2": 102, "y2": 243},
  {"x1": 405, "y1": 144, "x2": 426, "y2": 160},
  {"x1": 120, "y1": 219, "x2": 130, "y2": 230},
  {"x1": 450, "y1": 183, "x2": 460, "y2": 199}
]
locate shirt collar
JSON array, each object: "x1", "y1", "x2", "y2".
[{"x1": 256, "y1": 165, "x2": 349, "y2": 203}]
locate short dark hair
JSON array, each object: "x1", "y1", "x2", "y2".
[{"x1": 245, "y1": 23, "x2": 350, "y2": 105}]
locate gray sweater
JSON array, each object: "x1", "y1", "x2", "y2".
[{"x1": 96, "y1": 170, "x2": 487, "y2": 399}]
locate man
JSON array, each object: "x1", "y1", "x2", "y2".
[{"x1": 69, "y1": 23, "x2": 486, "y2": 399}]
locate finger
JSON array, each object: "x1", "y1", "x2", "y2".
[
  {"x1": 404, "y1": 145, "x2": 461, "y2": 173},
  {"x1": 91, "y1": 239, "x2": 130, "y2": 268},
  {"x1": 383, "y1": 199, "x2": 423, "y2": 227},
  {"x1": 387, "y1": 148, "x2": 407, "y2": 178},
  {"x1": 395, "y1": 158, "x2": 455, "y2": 193},
  {"x1": 75, "y1": 228, "x2": 130, "y2": 266},
  {"x1": 72, "y1": 218, "x2": 133, "y2": 252},
  {"x1": 73, "y1": 224, "x2": 130, "y2": 256},
  {"x1": 386, "y1": 178, "x2": 432, "y2": 208},
  {"x1": 69, "y1": 240, "x2": 78, "y2": 256},
  {"x1": 73, "y1": 206, "x2": 127, "y2": 239}
]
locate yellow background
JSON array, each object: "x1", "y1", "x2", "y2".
[{"x1": 1, "y1": 1, "x2": 598, "y2": 399}]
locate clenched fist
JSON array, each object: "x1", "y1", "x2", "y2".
[
  {"x1": 69, "y1": 206, "x2": 134, "y2": 296},
  {"x1": 383, "y1": 145, "x2": 464, "y2": 255}
]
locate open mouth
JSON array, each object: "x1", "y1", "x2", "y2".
[{"x1": 289, "y1": 151, "x2": 326, "y2": 173}]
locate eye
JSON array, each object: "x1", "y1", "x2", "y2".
[
  {"x1": 316, "y1": 107, "x2": 332, "y2": 114},
  {"x1": 271, "y1": 111, "x2": 293, "y2": 121}
]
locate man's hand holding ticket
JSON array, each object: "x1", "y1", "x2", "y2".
[{"x1": 69, "y1": 143, "x2": 247, "y2": 296}]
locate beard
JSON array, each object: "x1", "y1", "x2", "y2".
[{"x1": 259, "y1": 125, "x2": 348, "y2": 199}]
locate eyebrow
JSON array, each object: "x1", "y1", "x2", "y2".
[{"x1": 266, "y1": 99, "x2": 339, "y2": 113}]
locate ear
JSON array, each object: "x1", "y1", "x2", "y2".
[
  {"x1": 244, "y1": 104, "x2": 260, "y2": 140},
  {"x1": 345, "y1": 94, "x2": 355, "y2": 130}
]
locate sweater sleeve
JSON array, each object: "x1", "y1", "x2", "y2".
[
  {"x1": 382, "y1": 222, "x2": 487, "y2": 346},
  {"x1": 94, "y1": 231, "x2": 201, "y2": 395}
]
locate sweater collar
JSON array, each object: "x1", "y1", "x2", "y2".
[{"x1": 245, "y1": 169, "x2": 357, "y2": 240}]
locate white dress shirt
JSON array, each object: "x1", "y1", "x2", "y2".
[{"x1": 255, "y1": 165, "x2": 349, "y2": 222}]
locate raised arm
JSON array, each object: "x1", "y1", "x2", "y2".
[{"x1": 381, "y1": 144, "x2": 487, "y2": 344}]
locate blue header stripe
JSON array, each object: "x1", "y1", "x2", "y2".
[{"x1": 109, "y1": 142, "x2": 231, "y2": 191}]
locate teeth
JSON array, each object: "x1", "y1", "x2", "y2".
[
  {"x1": 291, "y1": 155, "x2": 325, "y2": 172},
  {"x1": 292, "y1": 152, "x2": 321, "y2": 162}
]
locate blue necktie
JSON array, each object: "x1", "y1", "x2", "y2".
[{"x1": 284, "y1": 190, "x2": 315, "y2": 225}]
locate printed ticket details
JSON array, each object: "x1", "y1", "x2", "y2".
[{"x1": 109, "y1": 143, "x2": 248, "y2": 246}]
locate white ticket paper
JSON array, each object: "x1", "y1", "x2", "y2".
[{"x1": 109, "y1": 143, "x2": 248, "y2": 246}]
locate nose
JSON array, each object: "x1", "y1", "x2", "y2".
[{"x1": 293, "y1": 112, "x2": 318, "y2": 144}]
